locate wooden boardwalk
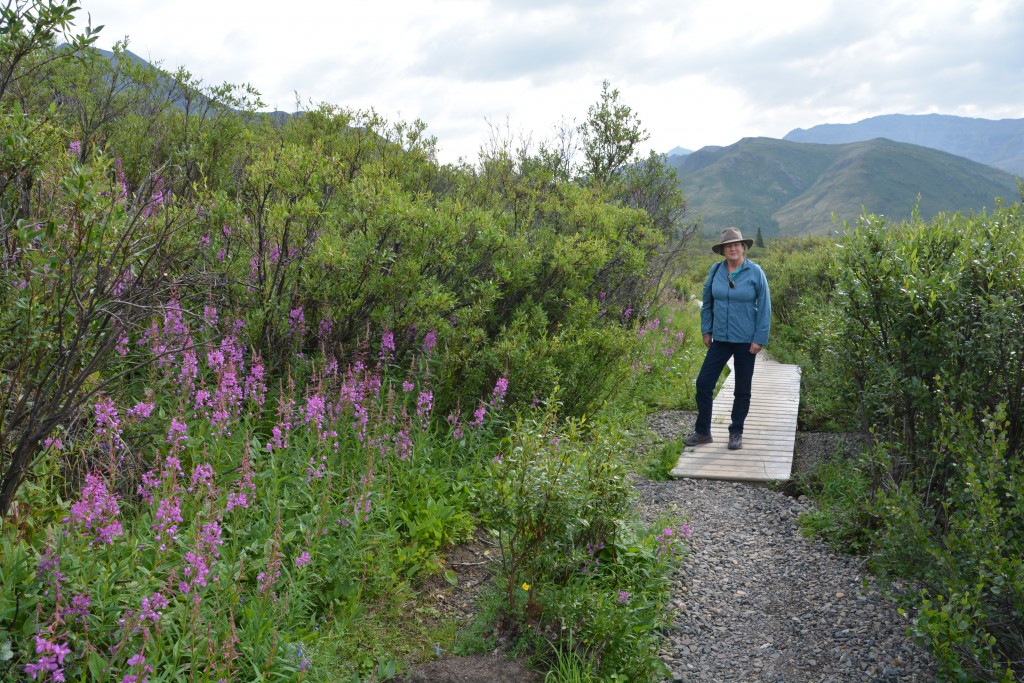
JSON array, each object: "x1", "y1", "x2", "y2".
[{"x1": 670, "y1": 355, "x2": 800, "y2": 482}]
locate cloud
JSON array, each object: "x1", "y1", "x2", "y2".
[
  {"x1": 673, "y1": 0, "x2": 1024, "y2": 122},
  {"x1": 75, "y1": 0, "x2": 1024, "y2": 162},
  {"x1": 412, "y1": 5, "x2": 623, "y2": 84}
]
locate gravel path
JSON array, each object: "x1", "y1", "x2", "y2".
[{"x1": 636, "y1": 411, "x2": 936, "y2": 683}]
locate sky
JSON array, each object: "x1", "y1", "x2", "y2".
[{"x1": 74, "y1": 0, "x2": 1024, "y2": 164}]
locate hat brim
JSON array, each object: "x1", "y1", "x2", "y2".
[{"x1": 712, "y1": 239, "x2": 753, "y2": 255}]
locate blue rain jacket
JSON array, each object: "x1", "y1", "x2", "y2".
[{"x1": 700, "y1": 259, "x2": 771, "y2": 345}]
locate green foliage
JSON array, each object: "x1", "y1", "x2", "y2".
[
  {"x1": 1, "y1": 0, "x2": 101, "y2": 103},
  {"x1": 796, "y1": 456, "x2": 876, "y2": 554},
  {"x1": 644, "y1": 436, "x2": 687, "y2": 481},
  {"x1": 579, "y1": 80, "x2": 649, "y2": 186},
  {"x1": 835, "y1": 205, "x2": 1024, "y2": 480},
  {"x1": 482, "y1": 408, "x2": 685, "y2": 680},
  {"x1": 0, "y1": 25, "x2": 695, "y2": 683},
  {"x1": 755, "y1": 236, "x2": 858, "y2": 430},
  {"x1": 0, "y1": 114, "x2": 187, "y2": 518},
  {"x1": 543, "y1": 632, "x2": 597, "y2": 682},
  {"x1": 870, "y1": 405, "x2": 1024, "y2": 681},
  {"x1": 779, "y1": 202, "x2": 1024, "y2": 680},
  {"x1": 627, "y1": 297, "x2": 704, "y2": 412}
]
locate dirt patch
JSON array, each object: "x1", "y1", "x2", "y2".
[
  {"x1": 792, "y1": 431, "x2": 873, "y2": 476},
  {"x1": 416, "y1": 530, "x2": 499, "y2": 627},
  {"x1": 398, "y1": 532, "x2": 543, "y2": 682},
  {"x1": 397, "y1": 653, "x2": 542, "y2": 683}
]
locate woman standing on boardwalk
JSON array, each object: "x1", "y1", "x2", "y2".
[{"x1": 685, "y1": 228, "x2": 771, "y2": 451}]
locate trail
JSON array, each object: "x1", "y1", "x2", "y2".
[{"x1": 637, "y1": 412, "x2": 935, "y2": 683}]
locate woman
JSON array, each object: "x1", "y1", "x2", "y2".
[{"x1": 685, "y1": 227, "x2": 771, "y2": 451}]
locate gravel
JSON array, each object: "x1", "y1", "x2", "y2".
[{"x1": 635, "y1": 411, "x2": 936, "y2": 683}]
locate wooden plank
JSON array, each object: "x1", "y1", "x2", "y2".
[{"x1": 670, "y1": 354, "x2": 800, "y2": 482}]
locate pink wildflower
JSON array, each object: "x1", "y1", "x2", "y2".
[
  {"x1": 470, "y1": 402, "x2": 486, "y2": 429},
  {"x1": 244, "y1": 355, "x2": 267, "y2": 407},
  {"x1": 152, "y1": 496, "x2": 183, "y2": 551},
  {"x1": 63, "y1": 473, "x2": 123, "y2": 546},
  {"x1": 94, "y1": 395, "x2": 122, "y2": 447},
  {"x1": 492, "y1": 377, "x2": 508, "y2": 405},
  {"x1": 189, "y1": 463, "x2": 215, "y2": 493},
  {"x1": 422, "y1": 330, "x2": 437, "y2": 355},
  {"x1": 380, "y1": 329, "x2": 395, "y2": 362},
  {"x1": 289, "y1": 307, "x2": 305, "y2": 337},
  {"x1": 23, "y1": 636, "x2": 71, "y2": 681},
  {"x1": 167, "y1": 419, "x2": 188, "y2": 453},
  {"x1": 126, "y1": 402, "x2": 154, "y2": 421}
]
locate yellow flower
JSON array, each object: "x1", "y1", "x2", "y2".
[{"x1": 522, "y1": 582, "x2": 530, "y2": 591}]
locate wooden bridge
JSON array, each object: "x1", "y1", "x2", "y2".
[{"x1": 670, "y1": 355, "x2": 801, "y2": 482}]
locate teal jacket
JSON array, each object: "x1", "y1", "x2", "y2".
[{"x1": 700, "y1": 259, "x2": 771, "y2": 345}]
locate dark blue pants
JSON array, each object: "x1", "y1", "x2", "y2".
[{"x1": 694, "y1": 341, "x2": 756, "y2": 437}]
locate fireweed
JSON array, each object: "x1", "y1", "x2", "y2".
[
  {"x1": 7, "y1": 322, "x2": 511, "y2": 680},
  {"x1": 7, "y1": 293, "x2": 684, "y2": 681}
]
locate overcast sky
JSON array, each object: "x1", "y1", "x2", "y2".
[{"x1": 75, "y1": 0, "x2": 1024, "y2": 164}]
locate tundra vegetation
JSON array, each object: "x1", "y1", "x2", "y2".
[
  {"x1": 1, "y1": 3, "x2": 698, "y2": 681},
  {"x1": 760, "y1": 203, "x2": 1024, "y2": 682},
  {"x1": 3, "y1": 3, "x2": 1022, "y2": 682}
]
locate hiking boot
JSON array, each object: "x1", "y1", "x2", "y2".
[
  {"x1": 728, "y1": 433, "x2": 743, "y2": 450},
  {"x1": 684, "y1": 432, "x2": 713, "y2": 447}
]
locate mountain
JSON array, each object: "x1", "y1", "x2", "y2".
[
  {"x1": 669, "y1": 137, "x2": 1019, "y2": 236},
  {"x1": 784, "y1": 114, "x2": 1024, "y2": 176},
  {"x1": 91, "y1": 46, "x2": 295, "y2": 123},
  {"x1": 667, "y1": 146, "x2": 692, "y2": 158}
]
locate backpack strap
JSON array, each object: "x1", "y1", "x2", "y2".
[
  {"x1": 705, "y1": 261, "x2": 725, "y2": 334},
  {"x1": 709, "y1": 260, "x2": 724, "y2": 300}
]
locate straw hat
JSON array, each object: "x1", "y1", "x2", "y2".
[{"x1": 712, "y1": 227, "x2": 754, "y2": 255}]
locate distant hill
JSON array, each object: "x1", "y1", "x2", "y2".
[
  {"x1": 666, "y1": 146, "x2": 692, "y2": 158},
  {"x1": 669, "y1": 137, "x2": 1019, "y2": 236},
  {"x1": 784, "y1": 114, "x2": 1024, "y2": 176},
  {"x1": 92, "y1": 46, "x2": 295, "y2": 123}
]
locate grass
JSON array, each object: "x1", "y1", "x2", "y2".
[
  {"x1": 643, "y1": 436, "x2": 686, "y2": 480},
  {"x1": 543, "y1": 632, "x2": 596, "y2": 683},
  {"x1": 795, "y1": 455, "x2": 876, "y2": 555}
]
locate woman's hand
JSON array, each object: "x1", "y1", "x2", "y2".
[
  {"x1": 749, "y1": 342, "x2": 762, "y2": 354},
  {"x1": 703, "y1": 333, "x2": 712, "y2": 348}
]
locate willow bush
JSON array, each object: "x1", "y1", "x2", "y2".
[
  {"x1": 823, "y1": 201, "x2": 1024, "y2": 680},
  {"x1": 2, "y1": 6, "x2": 695, "y2": 679}
]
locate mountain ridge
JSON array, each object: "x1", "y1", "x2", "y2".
[
  {"x1": 668, "y1": 136, "x2": 1019, "y2": 236},
  {"x1": 782, "y1": 113, "x2": 1024, "y2": 176}
]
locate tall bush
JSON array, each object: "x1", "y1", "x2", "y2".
[
  {"x1": 824, "y1": 200, "x2": 1024, "y2": 679},
  {"x1": 0, "y1": 107, "x2": 190, "y2": 519},
  {"x1": 835, "y1": 203, "x2": 1023, "y2": 490}
]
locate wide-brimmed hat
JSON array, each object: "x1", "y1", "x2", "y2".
[{"x1": 712, "y1": 227, "x2": 754, "y2": 255}]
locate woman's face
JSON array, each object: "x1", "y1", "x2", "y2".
[{"x1": 723, "y1": 242, "x2": 745, "y2": 261}]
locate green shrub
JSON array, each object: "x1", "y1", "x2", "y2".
[
  {"x1": 796, "y1": 455, "x2": 876, "y2": 554},
  {"x1": 771, "y1": 201, "x2": 1024, "y2": 679},
  {"x1": 2, "y1": 26, "x2": 696, "y2": 681},
  {"x1": 871, "y1": 405, "x2": 1024, "y2": 681},
  {"x1": 834, "y1": 205, "x2": 1024, "y2": 472},
  {"x1": 482, "y1": 407, "x2": 687, "y2": 680}
]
